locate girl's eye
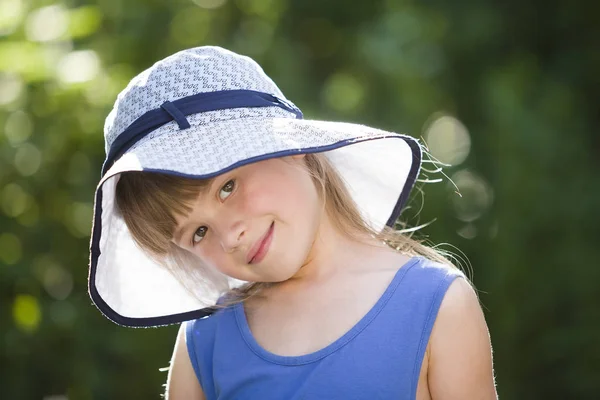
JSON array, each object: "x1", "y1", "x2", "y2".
[
  {"x1": 219, "y1": 179, "x2": 235, "y2": 201},
  {"x1": 191, "y1": 180, "x2": 234, "y2": 246},
  {"x1": 193, "y1": 226, "x2": 208, "y2": 245}
]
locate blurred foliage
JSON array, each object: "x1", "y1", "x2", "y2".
[{"x1": 0, "y1": 0, "x2": 598, "y2": 398}]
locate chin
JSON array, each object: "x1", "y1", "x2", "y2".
[
  {"x1": 261, "y1": 261, "x2": 303, "y2": 283},
  {"x1": 261, "y1": 269, "x2": 296, "y2": 283}
]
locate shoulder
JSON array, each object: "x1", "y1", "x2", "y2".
[
  {"x1": 399, "y1": 257, "x2": 465, "y2": 299},
  {"x1": 426, "y1": 276, "x2": 498, "y2": 398},
  {"x1": 409, "y1": 256, "x2": 464, "y2": 278},
  {"x1": 431, "y1": 277, "x2": 485, "y2": 344},
  {"x1": 437, "y1": 276, "x2": 479, "y2": 314}
]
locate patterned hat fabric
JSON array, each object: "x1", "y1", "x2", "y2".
[{"x1": 89, "y1": 46, "x2": 422, "y2": 327}]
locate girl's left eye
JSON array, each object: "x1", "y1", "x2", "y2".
[{"x1": 219, "y1": 179, "x2": 235, "y2": 201}]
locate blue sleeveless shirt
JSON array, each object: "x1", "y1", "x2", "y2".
[{"x1": 186, "y1": 256, "x2": 462, "y2": 399}]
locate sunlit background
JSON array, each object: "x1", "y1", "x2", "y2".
[{"x1": 0, "y1": 0, "x2": 598, "y2": 398}]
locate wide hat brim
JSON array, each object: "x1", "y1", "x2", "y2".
[{"x1": 89, "y1": 115, "x2": 421, "y2": 327}]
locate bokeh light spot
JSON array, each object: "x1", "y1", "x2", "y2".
[
  {"x1": 13, "y1": 294, "x2": 41, "y2": 332},
  {"x1": 0, "y1": 233, "x2": 22, "y2": 264},
  {"x1": 42, "y1": 264, "x2": 74, "y2": 300},
  {"x1": 0, "y1": 0, "x2": 25, "y2": 36},
  {"x1": 0, "y1": 41, "x2": 51, "y2": 81},
  {"x1": 4, "y1": 110, "x2": 33, "y2": 146},
  {"x1": 1, "y1": 183, "x2": 32, "y2": 218},
  {"x1": 43, "y1": 395, "x2": 68, "y2": 400},
  {"x1": 0, "y1": 73, "x2": 24, "y2": 106},
  {"x1": 457, "y1": 223, "x2": 477, "y2": 239},
  {"x1": 323, "y1": 72, "x2": 365, "y2": 113},
  {"x1": 57, "y1": 50, "x2": 100, "y2": 84},
  {"x1": 192, "y1": 0, "x2": 227, "y2": 9},
  {"x1": 451, "y1": 169, "x2": 494, "y2": 222},
  {"x1": 68, "y1": 6, "x2": 103, "y2": 38},
  {"x1": 25, "y1": 5, "x2": 69, "y2": 42},
  {"x1": 424, "y1": 114, "x2": 471, "y2": 166},
  {"x1": 14, "y1": 142, "x2": 42, "y2": 176}
]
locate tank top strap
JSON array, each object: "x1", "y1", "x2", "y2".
[{"x1": 186, "y1": 304, "x2": 239, "y2": 397}]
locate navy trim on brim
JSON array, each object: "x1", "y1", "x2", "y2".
[
  {"x1": 89, "y1": 135, "x2": 421, "y2": 327},
  {"x1": 386, "y1": 137, "x2": 421, "y2": 227}
]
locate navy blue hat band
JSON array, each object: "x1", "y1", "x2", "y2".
[{"x1": 102, "y1": 89, "x2": 303, "y2": 176}]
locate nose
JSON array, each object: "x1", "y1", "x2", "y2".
[{"x1": 219, "y1": 219, "x2": 247, "y2": 253}]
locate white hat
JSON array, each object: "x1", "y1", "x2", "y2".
[{"x1": 88, "y1": 46, "x2": 421, "y2": 327}]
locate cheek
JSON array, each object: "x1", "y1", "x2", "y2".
[
  {"x1": 195, "y1": 245, "x2": 239, "y2": 278},
  {"x1": 281, "y1": 171, "x2": 321, "y2": 221},
  {"x1": 243, "y1": 168, "x2": 320, "y2": 219}
]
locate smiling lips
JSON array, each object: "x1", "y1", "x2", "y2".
[{"x1": 247, "y1": 222, "x2": 274, "y2": 264}]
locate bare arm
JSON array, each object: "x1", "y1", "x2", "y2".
[
  {"x1": 165, "y1": 323, "x2": 205, "y2": 400},
  {"x1": 428, "y1": 278, "x2": 498, "y2": 400}
]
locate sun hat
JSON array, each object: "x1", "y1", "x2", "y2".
[{"x1": 88, "y1": 46, "x2": 422, "y2": 327}]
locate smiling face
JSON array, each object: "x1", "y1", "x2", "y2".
[{"x1": 172, "y1": 155, "x2": 323, "y2": 283}]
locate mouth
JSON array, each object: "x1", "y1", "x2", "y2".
[{"x1": 247, "y1": 222, "x2": 274, "y2": 265}]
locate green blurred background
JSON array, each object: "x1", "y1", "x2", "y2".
[{"x1": 0, "y1": 0, "x2": 598, "y2": 398}]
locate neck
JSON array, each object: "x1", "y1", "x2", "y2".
[{"x1": 286, "y1": 211, "x2": 392, "y2": 284}]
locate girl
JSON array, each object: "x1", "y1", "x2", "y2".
[{"x1": 88, "y1": 46, "x2": 497, "y2": 399}]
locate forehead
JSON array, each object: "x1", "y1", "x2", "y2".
[
  {"x1": 185, "y1": 156, "x2": 298, "y2": 203},
  {"x1": 178, "y1": 157, "x2": 295, "y2": 209}
]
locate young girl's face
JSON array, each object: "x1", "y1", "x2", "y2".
[{"x1": 172, "y1": 155, "x2": 322, "y2": 283}]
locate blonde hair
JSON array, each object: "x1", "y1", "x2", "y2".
[{"x1": 115, "y1": 152, "x2": 457, "y2": 306}]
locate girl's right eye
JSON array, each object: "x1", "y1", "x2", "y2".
[{"x1": 192, "y1": 226, "x2": 208, "y2": 245}]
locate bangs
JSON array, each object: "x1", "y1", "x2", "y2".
[{"x1": 115, "y1": 172, "x2": 213, "y2": 256}]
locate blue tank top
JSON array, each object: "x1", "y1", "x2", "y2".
[{"x1": 186, "y1": 256, "x2": 462, "y2": 399}]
